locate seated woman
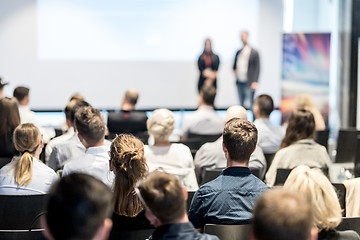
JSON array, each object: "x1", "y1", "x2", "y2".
[
  {"x1": 110, "y1": 134, "x2": 153, "y2": 231},
  {"x1": 0, "y1": 97, "x2": 20, "y2": 159},
  {"x1": 0, "y1": 123, "x2": 58, "y2": 194},
  {"x1": 284, "y1": 166, "x2": 360, "y2": 240},
  {"x1": 145, "y1": 108, "x2": 199, "y2": 191},
  {"x1": 265, "y1": 109, "x2": 332, "y2": 186}
]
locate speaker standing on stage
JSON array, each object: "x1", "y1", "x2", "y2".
[
  {"x1": 233, "y1": 31, "x2": 260, "y2": 109},
  {"x1": 197, "y1": 38, "x2": 220, "y2": 92}
]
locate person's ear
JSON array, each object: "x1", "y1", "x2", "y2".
[
  {"x1": 222, "y1": 142, "x2": 228, "y2": 155},
  {"x1": 249, "y1": 228, "x2": 256, "y2": 240},
  {"x1": 309, "y1": 227, "x2": 318, "y2": 240},
  {"x1": 182, "y1": 186, "x2": 188, "y2": 201},
  {"x1": 40, "y1": 139, "x2": 44, "y2": 149},
  {"x1": 104, "y1": 126, "x2": 108, "y2": 136},
  {"x1": 40, "y1": 214, "x2": 54, "y2": 240},
  {"x1": 93, "y1": 218, "x2": 113, "y2": 240}
]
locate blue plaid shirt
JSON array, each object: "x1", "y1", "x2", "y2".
[{"x1": 188, "y1": 167, "x2": 268, "y2": 228}]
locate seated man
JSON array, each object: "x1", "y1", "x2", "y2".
[
  {"x1": 136, "y1": 171, "x2": 219, "y2": 240},
  {"x1": 63, "y1": 106, "x2": 113, "y2": 187},
  {"x1": 181, "y1": 86, "x2": 223, "y2": 138},
  {"x1": 47, "y1": 101, "x2": 90, "y2": 171},
  {"x1": 188, "y1": 118, "x2": 268, "y2": 229},
  {"x1": 253, "y1": 94, "x2": 284, "y2": 154},
  {"x1": 107, "y1": 89, "x2": 148, "y2": 136},
  {"x1": 42, "y1": 173, "x2": 113, "y2": 240},
  {"x1": 251, "y1": 189, "x2": 317, "y2": 240},
  {"x1": 194, "y1": 105, "x2": 266, "y2": 182}
]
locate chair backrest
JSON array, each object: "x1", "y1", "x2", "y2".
[
  {"x1": 332, "y1": 183, "x2": 346, "y2": 217},
  {"x1": 337, "y1": 217, "x2": 360, "y2": 235},
  {"x1": 187, "y1": 191, "x2": 196, "y2": 211},
  {"x1": 201, "y1": 169, "x2": 223, "y2": 186},
  {"x1": 0, "y1": 194, "x2": 48, "y2": 230},
  {"x1": 108, "y1": 229, "x2": 154, "y2": 240},
  {"x1": 0, "y1": 229, "x2": 46, "y2": 240},
  {"x1": 315, "y1": 129, "x2": 329, "y2": 150},
  {"x1": 264, "y1": 153, "x2": 275, "y2": 173},
  {"x1": 187, "y1": 133, "x2": 222, "y2": 144},
  {"x1": 274, "y1": 168, "x2": 292, "y2": 186},
  {"x1": 336, "y1": 129, "x2": 360, "y2": 163},
  {"x1": 203, "y1": 224, "x2": 251, "y2": 240},
  {"x1": 0, "y1": 157, "x2": 12, "y2": 169}
]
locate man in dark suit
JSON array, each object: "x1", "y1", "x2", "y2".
[
  {"x1": 107, "y1": 89, "x2": 148, "y2": 138},
  {"x1": 233, "y1": 31, "x2": 260, "y2": 109}
]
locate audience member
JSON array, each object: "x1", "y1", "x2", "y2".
[
  {"x1": 47, "y1": 100, "x2": 90, "y2": 171},
  {"x1": 251, "y1": 189, "x2": 317, "y2": 240},
  {"x1": 0, "y1": 123, "x2": 57, "y2": 194},
  {"x1": 188, "y1": 118, "x2": 268, "y2": 229},
  {"x1": 0, "y1": 77, "x2": 8, "y2": 99},
  {"x1": 62, "y1": 106, "x2": 113, "y2": 187},
  {"x1": 110, "y1": 134, "x2": 153, "y2": 231},
  {"x1": 145, "y1": 108, "x2": 198, "y2": 191},
  {"x1": 253, "y1": 94, "x2": 284, "y2": 154},
  {"x1": 107, "y1": 89, "x2": 148, "y2": 136},
  {"x1": 45, "y1": 99, "x2": 80, "y2": 162},
  {"x1": 181, "y1": 86, "x2": 223, "y2": 138},
  {"x1": 42, "y1": 173, "x2": 113, "y2": 240},
  {"x1": 284, "y1": 166, "x2": 360, "y2": 240},
  {"x1": 136, "y1": 171, "x2": 219, "y2": 240},
  {"x1": 69, "y1": 93, "x2": 85, "y2": 102},
  {"x1": 265, "y1": 109, "x2": 332, "y2": 186},
  {"x1": 0, "y1": 97, "x2": 20, "y2": 158},
  {"x1": 194, "y1": 105, "x2": 267, "y2": 182},
  {"x1": 294, "y1": 94, "x2": 326, "y2": 131},
  {"x1": 13, "y1": 86, "x2": 53, "y2": 143}
]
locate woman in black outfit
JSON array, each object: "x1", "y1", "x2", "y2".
[
  {"x1": 197, "y1": 38, "x2": 220, "y2": 92},
  {"x1": 0, "y1": 97, "x2": 20, "y2": 159}
]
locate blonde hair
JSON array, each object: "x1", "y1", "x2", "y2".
[
  {"x1": 147, "y1": 108, "x2": 175, "y2": 140},
  {"x1": 283, "y1": 165, "x2": 342, "y2": 230},
  {"x1": 110, "y1": 134, "x2": 148, "y2": 217},
  {"x1": 11, "y1": 123, "x2": 42, "y2": 186}
]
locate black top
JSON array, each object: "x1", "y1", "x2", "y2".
[
  {"x1": 197, "y1": 53, "x2": 220, "y2": 91},
  {"x1": 318, "y1": 229, "x2": 360, "y2": 240},
  {"x1": 149, "y1": 222, "x2": 219, "y2": 240},
  {"x1": 107, "y1": 110, "x2": 148, "y2": 135},
  {"x1": 111, "y1": 210, "x2": 154, "y2": 232},
  {"x1": 0, "y1": 134, "x2": 17, "y2": 158}
]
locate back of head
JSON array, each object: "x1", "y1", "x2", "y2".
[
  {"x1": 75, "y1": 106, "x2": 105, "y2": 146},
  {"x1": 295, "y1": 94, "x2": 315, "y2": 110},
  {"x1": 0, "y1": 97, "x2": 20, "y2": 136},
  {"x1": 64, "y1": 99, "x2": 80, "y2": 121},
  {"x1": 70, "y1": 100, "x2": 91, "y2": 124},
  {"x1": 200, "y1": 85, "x2": 216, "y2": 106},
  {"x1": 46, "y1": 173, "x2": 113, "y2": 240},
  {"x1": 280, "y1": 109, "x2": 315, "y2": 148},
  {"x1": 254, "y1": 94, "x2": 274, "y2": 117},
  {"x1": 136, "y1": 171, "x2": 185, "y2": 224},
  {"x1": 253, "y1": 189, "x2": 313, "y2": 240},
  {"x1": 223, "y1": 118, "x2": 258, "y2": 162},
  {"x1": 13, "y1": 86, "x2": 29, "y2": 103},
  {"x1": 284, "y1": 166, "x2": 342, "y2": 230},
  {"x1": 226, "y1": 105, "x2": 248, "y2": 122},
  {"x1": 12, "y1": 123, "x2": 42, "y2": 186},
  {"x1": 110, "y1": 134, "x2": 148, "y2": 217},
  {"x1": 124, "y1": 89, "x2": 139, "y2": 106},
  {"x1": 69, "y1": 93, "x2": 85, "y2": 102},
  {"x1": 147, "y1": 108, "x2": 175, "y2": 141}
]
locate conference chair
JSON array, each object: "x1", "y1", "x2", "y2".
[
  {"x1": 335, "y1": 129, "x2": 360, "y2": 163},
  {"x1": 337, "y1": 217, "x2": 360, "y2": 235},
  {"x1": 264, "y1": 153, "x2": 275, "y2": 172},
  {"x1": 0, "y1": 194, "x2": 48, "y2": 230},
  {"x1": 315, "y1": 129, "x2": 329, "y2": 150},
  {"x1": 187, "y1": 133, "x2": 222, "y2": 145},
  {"x1": 332, "y1": 183, "x2": 346, "y2": 217},
  {"x1": 186, "y1": 191, "x2": 196, "y2": 211},
  {"x1": 203, "y1": 224, "x2": 251, "y2": 240},
  {"x1": 109, "y1": 229, "x2": 154, "y2": 240},
  {"x1": 0, "y1": 229, "x2": 46, "y2": 240},
  {"x1": 274, "y1": 167, "x2": 329, "y2": 186}
]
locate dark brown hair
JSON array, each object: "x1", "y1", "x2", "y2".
[
  {"x1": 136, "y1": 171, "x2": 185, "y2": 224},
  {"x1": 110, "y1": 134, "x2": 148, "y2": 217},
  {"x1": 280, "y1": 109, "x2": 315, "y2": 149},
  {"x1": 0, "y1": 97, "x2": 20, "y2": 138},
  {"x1": 254, "y1": 94, "x2": 274, "y2": 117},
  {"x1": 13, "y1": 86, "x2": 29, "y2": 103},
  {"x1": 223, "y1": 118, "x2": 258, "y2": 162},
  {"x1": 200, "y1": 85, "x2": 216, "y2": 106}
]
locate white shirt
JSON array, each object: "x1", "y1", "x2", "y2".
[
  {"x1": 145, "y1": 143, "x2": 199, "y2": 191},
  {"x1": 45, "y1": 127, "x2": 74, "y2": 163},
  {"x1": 236, "y1": 45, "x2": 252, "y2": 81},
  {"x1": 253, "y1": 118, "x2": 285, "y2": 154},
  {"x1": 181, "y1": 106, "x2": 224, "y2": 137},
  {"x1": 62, "y1": 144, "x2": 114, "y2": 187},
  {"x1": 0, "y1": 157, "x2": 58, "y2": 195}
]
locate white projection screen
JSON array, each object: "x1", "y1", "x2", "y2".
[{"x1": 0, "y1": 0, "x2": 283, "y2": 110}]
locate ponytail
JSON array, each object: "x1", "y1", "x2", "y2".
[{"x1": 14, "y1": 152, "x2": 33, "y2": 186}]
